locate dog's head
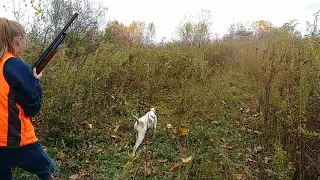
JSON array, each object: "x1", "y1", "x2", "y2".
[{"x1": 150, "y1": 108, "x2": 156, "y2": 114}]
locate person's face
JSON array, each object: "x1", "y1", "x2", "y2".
[{"x1": 13, "y1": 34, "x2": 27, "y2": 56}]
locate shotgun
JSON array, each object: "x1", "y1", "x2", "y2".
[{"x1": 32, "y1": 13, "x2": 79, "y2": 74}]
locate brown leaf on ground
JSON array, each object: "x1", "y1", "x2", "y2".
[
  {"x1": 97, "y1": 148, "x2": 103, "y2": 154},
  {"x1": 80, "y1": 170, "x2": 90, "y2": 176},
  {"x1": 208, "y1": 138, "x2": 214, "y2": 147},
  {"x1": 221, "y1": 144, "x2": 234, "y2": 150},
  {"x1": 234, "y1": 121, "x2": 241, "y2": 127},
  {"x1": 227, "y1": 145, "x2": 234, "y2": 150},
  {"x1": 179, "y1": 127, "x2": 190, "y2": 136},
  {"x1": 264, "y1": 156, "x2": 272, "y2": 164},
  {"x1": 59, "y1": 152, "x2": 65, "y2": 159},
  {"x1": 212, "y1": 120, "x2": 219, "y2": 125},
  {"x1": 233, "y1": 173, "x2": 245, "y2": 180},
  {"x1": 254, "y1": 130, "x2": 262, "y2": 134},
  {"x1": 253, "y1": 146, "x2": 263, "y2": 153},
  {"x1": 69, "y1": 174, "x2": 80, "y2": 180},
  {"x1": 181, "y1": 156, "x2": 192, "y2": 163},
  {"x1": 110, "y1": 134, "x2": 120, "y2": 139},
  {"x1": 247, "y1": 158, "x2": 257, "y2": 163},
  {"x1": 170, "y1": 162, "x2": 181, "y2": 172}
]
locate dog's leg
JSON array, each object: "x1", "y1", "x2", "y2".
[
  {"x1": 132, "y1": 129, "x2": 146, "y2": 156},
  {"x1": 153, "y1": 116, "x2": 157, "y2": 138},
  {"x1": 135, "y1": 131, "x2": 138, "y2": 144}
]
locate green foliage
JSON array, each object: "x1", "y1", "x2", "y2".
[
  {"x1": 11, "y1": 7, "x2": 320, "y2": 179},
  {"x1": 18, "y1": 30, "x2": 320, "y2": 178},
  {"x1": 268, "y1": 144, "x2": 295, "y2": 179}
]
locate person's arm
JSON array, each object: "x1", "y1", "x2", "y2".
[{"x1": 3, "y1": 57, "x2": 42, "y2": 116}]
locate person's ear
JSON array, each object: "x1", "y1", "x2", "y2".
[{"x1": 17, "y1": 37, "x2": 22, "y2": 46}]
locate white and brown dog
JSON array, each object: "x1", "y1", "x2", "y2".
[{"x1": 131, "y1": 108, "x2": 157, "y2": 156}]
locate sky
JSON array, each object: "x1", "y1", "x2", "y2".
[
  {"x1": 1, "y1": 0, "x2": 320, "y2": 42},
  {"x1": 103, "y1": 0, "x2": 320, "y2": 41}
]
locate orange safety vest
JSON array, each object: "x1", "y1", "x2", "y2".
[{"x1": 0, "y1": 52, "x2": 38, "y2": 147}]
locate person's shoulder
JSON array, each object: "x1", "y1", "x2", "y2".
[
  {"x1": 6, "y1": 57, "x2": 30, "y2": 68},
  {"x1": 5, "y1": 57, "x2": 31, "y2": 72}
]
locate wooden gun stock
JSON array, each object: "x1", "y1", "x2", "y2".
[
  {"x1": 35, "y1": 49, "x2": 57, "y2": 74},
  {"x1": 33, "y1": 13, "x2": 78, "y2": 74}
]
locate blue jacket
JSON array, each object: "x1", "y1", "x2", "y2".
[{"x1": 3, "y1": 57, "x2": 42, "y2": 116}]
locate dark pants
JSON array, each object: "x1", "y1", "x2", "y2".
[{"x1": 0, "y1": 141, "x2": 58, "y2": 180}]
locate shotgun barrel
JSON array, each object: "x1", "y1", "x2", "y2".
[{"x1": 33, "y1": 13, "x2": 78, "y2": 74}]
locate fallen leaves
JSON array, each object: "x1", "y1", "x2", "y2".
[
  {"x1": 173, "y1": 129, "x2": 177, "y2": 134},
  {"x1": 208, "y1": 138, "x2": 214, "y2": 147},
  {"x1": 170, "y1": 162, "x2": 181, "y2": 172},
  {"x1": 212, "y1": 120, "x2": 219, "y2": 125},
  {"x1": 97, "y1": 148, "x2": 103, "y2": 154},
  {"x1": 113, "y1": 125, "x2": 120, "y2": 133},
  {"x1": 179, "y1": 127, "x2": 190, "y2": 136},
  {"x1": 253, "y1": 130, "x2": 262, "y2": 134},
  {"x1": 170, "y1": 156, "x2": 193, "y2": 172},
  {"x1": 233, "y1": 173, "x2": 244, "y2": 180},
  {"x1": 166, "y1": 124, "x2": 179, "y2": 134},
  {"x1": 69, "y1": 174, "x2": 80, "y2": 180},
  {"x1": 166, "y1": 124, "x2": 191, "y2": 136},
  {"x1": 181, "y1": 156, "x2": 192, "y2": 163},
  {"x1": 110, "y1": 123, "x2": 121, "y2": 141},
  {"x1": 82, "y1": 121, "x2": 93, "y2": 129},
  {"x1": 246, "y1": 158, "x2": 257, "y2": 163},
  {"x1": 110, "y1": 134, "x2": 120, "y2": 139},
  {"x1": 80, "y1": 170, "x2": 90, "y2": 176},
  {"x1": 253, "y1": 146, "x2": 263, "y2": 153},
  {"x1": 143, "y1": 152, "x2": 193, "y2": 176},
  {"x1": 221, "y1": 144, "x2": 234, "y2": 150},
  {"x1": 264, "y1": 156, "x2": 272, "y2": 164},
  {"x1": 69, "y1": 170, "x2": 90, "y2": 180},
  {"x1": 246, "y1": 146, "x2": 264, "y2": 154},
  {"x1": 59, "y1": 152, "x2": 65, "y2": 159},
  {"x1": 252, "y1": 113, "x2": 260, "y2": 117},
  {"x1": 234, "y1": 121, "x2": 241, "y2": 127}
]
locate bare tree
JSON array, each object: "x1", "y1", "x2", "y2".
[
  {"x1": 175, "y1": 9, "x2": 212, "y2": 46},
  {"x1": 143, "y1": 22, "x2": 156, "y2": 45},
  {"x1": 306, "y1": 10, "x2": 320, "y2": 36}
]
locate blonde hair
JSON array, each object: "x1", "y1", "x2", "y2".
[{"x1": 0, "y1": 18, "x2": 26, "y2": 60}]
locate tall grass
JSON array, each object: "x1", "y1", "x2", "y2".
[{"x1": 20, "y1": 30, "x2": 320, "y2": 179}]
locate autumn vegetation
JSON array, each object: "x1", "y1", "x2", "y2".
[{"x1": 4, "y1": 0, "x2": 320, "y2": 179}]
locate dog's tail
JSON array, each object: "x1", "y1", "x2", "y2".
[{"x1": 131, "y1": 109, "x2": 140, "y2": 122}]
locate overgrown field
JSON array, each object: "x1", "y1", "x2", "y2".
[{"x1": 10, "y1": 25, "x2": 319, "y2": 180}]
